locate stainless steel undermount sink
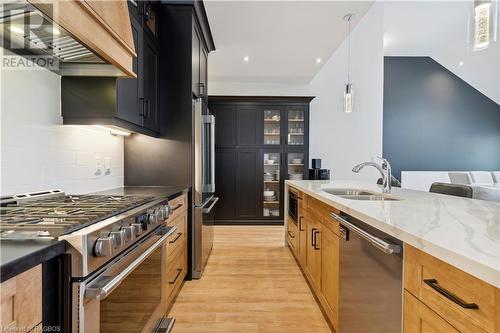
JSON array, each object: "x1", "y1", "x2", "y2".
[{"x1": 322, "y1": 188, "x2": 401, "y2": 201}]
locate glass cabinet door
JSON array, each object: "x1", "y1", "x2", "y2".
[
  {"x1": 263, "y1": 152, "x2": 281, "y2": 217},
  {"x1": 287, "y1": 110, "x2": 305, "y2": 146},
  {"x1": 263, "y1": 110, "x2": 281, "y2": 145},
  {"x1": 287, "y1": 153, "x2": 305, "y2": 180}
]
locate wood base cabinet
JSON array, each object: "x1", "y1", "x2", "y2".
[
  {"x1": 288, "y1": 187, "x2": 340, "y2": 331},
  {"x1": 165, "y1": 194, "x2": 188, "y2": 312},
  {"x1": 404, "y1": 245, "x2": 499, "y2": 333},
  {"x1": 0, "y1": 265, "x2": 42, "y2": 332}
]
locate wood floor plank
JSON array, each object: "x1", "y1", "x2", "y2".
[{"x1": 169, "y1": 226, "x2": 332, "y2": 333}]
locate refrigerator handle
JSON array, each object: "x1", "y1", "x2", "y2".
[{"x1": 210, "y1": 115, "x2": 216, "y2": 193}]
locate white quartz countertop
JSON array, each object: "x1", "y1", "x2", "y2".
[{"x1": 286, "y1": 180, "x2": 500, "y2": 288}]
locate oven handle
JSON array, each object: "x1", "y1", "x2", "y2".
[{"x1": 85, "y1": 226, "x2": 176, "y2": 301}]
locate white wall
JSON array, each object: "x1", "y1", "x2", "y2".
[
  {"x1": 0, "y1": 65, "x2": 124, "y2": 196},
  {"x1": 209, "y1": 3, "x2": 384, "y2": 182}
]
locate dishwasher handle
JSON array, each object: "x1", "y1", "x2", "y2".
[{"x1": 331, "y1": 212, "x2": 401, "y2": 254}]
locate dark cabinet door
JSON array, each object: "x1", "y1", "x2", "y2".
[
  {"x1": 236, "y1": 150, "x2": 260, "y2": 218},
  {"x1": 214, "y1": 106, "x2": 237, "y2": 148},
  {"x1": 192, "y1": 23, "x2": 201, "y2": 97},
  {"x1": 116, "y1": 14, "x2": 143, "y2": 126},
  {"x1": 215, "y1": 149, "x2": 237, "y2": 219},
  {"x1": 199, "y1": 46, "x2": 207, "y2": 97},
  {"x1": 238, "y1": 107, "x2": 260, "y2": 146},
  {"x1": 142, "y1": 35, "x2": 159, "y2": 132}
]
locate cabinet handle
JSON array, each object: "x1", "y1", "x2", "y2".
[
  {"x1": 169, "y1": 268, "x2": 183, "y2": 284},
  {"x1": 287, "y1": 230, "x2": 295, "y2": 239},
  {"x1": 139, "y1": 98, "x2": 146, "y2": 117},
  {"x1": 145, "y1": 99, "x2": 150, "y2": 118},
  {"x1": 313, "y1": 230, "x2": 320, "y2": 250},
  {"x1": 169, "y1": 233, "x2": 182, "y2": 244},
  {"x1": 423, "y1": 279, "x2": 479, "y2": 310},
  {"x1": 299, "y1": 217, "x2": 304, "y2": 231},
  {"x1": 172, "y1": 203, "x2": 183, "y2": 211},
  {"x1": 311, "y1": 228, "x2": 317, "y2": 247}
]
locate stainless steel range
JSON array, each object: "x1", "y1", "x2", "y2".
[{"x1": 0, "y1": 190, "x2": 177, "y2": 333}]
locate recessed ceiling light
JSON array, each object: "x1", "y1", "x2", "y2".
[
  {"x1": 459, "y1": 61, "x2": 464, "y2": 66},
  {"x1": 316, "y1": 58, "x2": 322, "y2": 63},
  {"x1": 8, "y1": 26, "x2": 24, "y2": 35},
  {"x1": 243, "y1": 56, "x2": 249, "y2": 62}
]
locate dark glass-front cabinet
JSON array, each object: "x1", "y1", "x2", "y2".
[{"x1": 210, "y1": 97, "x2": 312, "y2": 225}]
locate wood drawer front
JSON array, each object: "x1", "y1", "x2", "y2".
[
  {"x1": 169, "y1": 193, "x2": 187, "y2": 222},
  {"x1": 166, "y1": 246, "x2": 187, "y2": 303},
  {"x1": 0, "y1": 265, "x2": 42, "y2": 331},
  {"x1": 286, "y1": 218, "x2": 299, "y2": 256},
  {"x1": 404, "y1": 291, "x2": 464, "y2": 333},
  {"x1": 306, "y1": 195, "x2": 340, "y2": 236},
  {"x1": 166, "y1": 212, "x2": 187, "y2": 263},
  {"x1": 404, "y1": 244, "x2": 498, "y2": 333}
]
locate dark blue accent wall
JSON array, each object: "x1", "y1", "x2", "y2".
[{"x1": 383, "y1": 56, "x2": 500, "y2": 180}]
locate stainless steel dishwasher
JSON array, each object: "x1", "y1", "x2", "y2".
[{"x1": 330, "y1": 212, "x2": 403, "y2": 333}]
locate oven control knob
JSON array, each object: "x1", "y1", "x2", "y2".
[
  {"x1": 148, "y1": 209, "x2": 157, "y2": 225},
  {"x1": 94, "y1": 237, "x2": 113, "y2": 257},
  {"x1": 155, "y1": 208, "x2": 164, "y2": 221},
  {"x1": 166, "y1": 204, "x2": 173, "y2": 217},
  {"x1": 110, "y1": 230, "x2": 125, "y2": 249},
  {"x1": 131, "y1": 223, "x2": 143, "y2": 236},
  {"x1": 122, "y1": 226, "x2": 135, "y2": 243}
]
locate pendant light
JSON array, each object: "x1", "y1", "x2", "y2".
[
  {"x1": 469, "y1": 0, "x2": 498, "y2": 51},
  {"x1": 343, "y1": 13, "x2": 355, "y2": 113}
]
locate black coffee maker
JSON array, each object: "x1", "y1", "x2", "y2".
[{"x1": 309, "y1": 159, "x2": 330, "y2": 180}]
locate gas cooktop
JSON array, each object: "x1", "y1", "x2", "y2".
[{"x1": 0, "y1": 190, "x2": 155, "y2": 238}]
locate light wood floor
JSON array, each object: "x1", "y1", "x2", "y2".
[{"x1": 169, "y1": 226, "x2": 332, "y2": 333}]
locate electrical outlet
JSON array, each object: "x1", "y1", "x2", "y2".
[
  {"x1": 95, "y1": 156, "x2": 104, "y2": 176},
  {"x1": 104, "y1": 157, "x2": 111, "y2": 175}
]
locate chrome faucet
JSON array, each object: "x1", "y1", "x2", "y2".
[{"x1": 352, "y1": 157, "x2": 392, "y2": 193}]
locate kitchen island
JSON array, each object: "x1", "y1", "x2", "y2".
[{"x1": 285, "y1": 180, "x2": 500, "y2": 333}]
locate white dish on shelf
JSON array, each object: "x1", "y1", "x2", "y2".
[
  {"x1": 265, "y1": 159, "x2": 275, "y2": 165},
  {"x1": 264, "y1": 190, "x2": 275, "y2": 197},
  {"x1": 264, "y1": 196, "x2": 277, "y2": 202},
  {"x1": 291, "y1": 158, "x2": 303, "y2": 164}
]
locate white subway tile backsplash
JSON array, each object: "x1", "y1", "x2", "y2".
[{"x1": 1, "y1": 61, "x2": 124, "y2": 196}]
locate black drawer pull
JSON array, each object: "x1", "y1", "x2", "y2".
[
  {"x1": 423, "y1": 279, "x2": 479, "y2": 309},
  {"x1": 311, "y1": 228, "x2": 317, "y2": 247},
  {"x1": 313, "y1": 230, "x2": 320, "y2": 250},
  {"x1": 169, "y1": 268, "x2": 182, "y2": 284},
  {"x1": 169, "y1": 233, "x2": 182, "y2": 244},
  {"x1": 287, "y1": 230, "x2": 295, "y2": 239},
  {"x1": 172, "y1": 203, "x2": 183, "y2": 211}
]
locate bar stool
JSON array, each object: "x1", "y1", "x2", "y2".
[{"x1": 429, "y1": 182, "x2": 473, "y2": 198}]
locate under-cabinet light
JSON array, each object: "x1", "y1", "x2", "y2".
[{"x1": 95, "y1": 125, "x2": 132, "y2": 136}]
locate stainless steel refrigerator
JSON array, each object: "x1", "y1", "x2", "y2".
[{"x1": 192, "y1": 98, "x2": 217, "y2": 279}]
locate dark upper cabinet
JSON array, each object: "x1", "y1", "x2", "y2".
[
  {"x1": 200, "y1": 46, "x2": 208, "y2": 97},
  {"x1": 116, "y1": 13, "x2": 142, "y2": 127},
  {"x1": 192, "y1": 24, "x2": 201, "y2": 97},
  {"x1": 142, "y1": 35, "x2": 159, "y2": 132},
  {"x1": 62, "y1": 1, "x2": 159, "y2": 136}
]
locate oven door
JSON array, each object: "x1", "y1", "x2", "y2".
[{"x1": 74, "y1": 225, "x2": 175, "y2": 333}]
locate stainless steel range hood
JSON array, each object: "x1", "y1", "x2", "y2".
[{"x1": 0, "y1": 1, "x2": 126, "y2": 76}]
